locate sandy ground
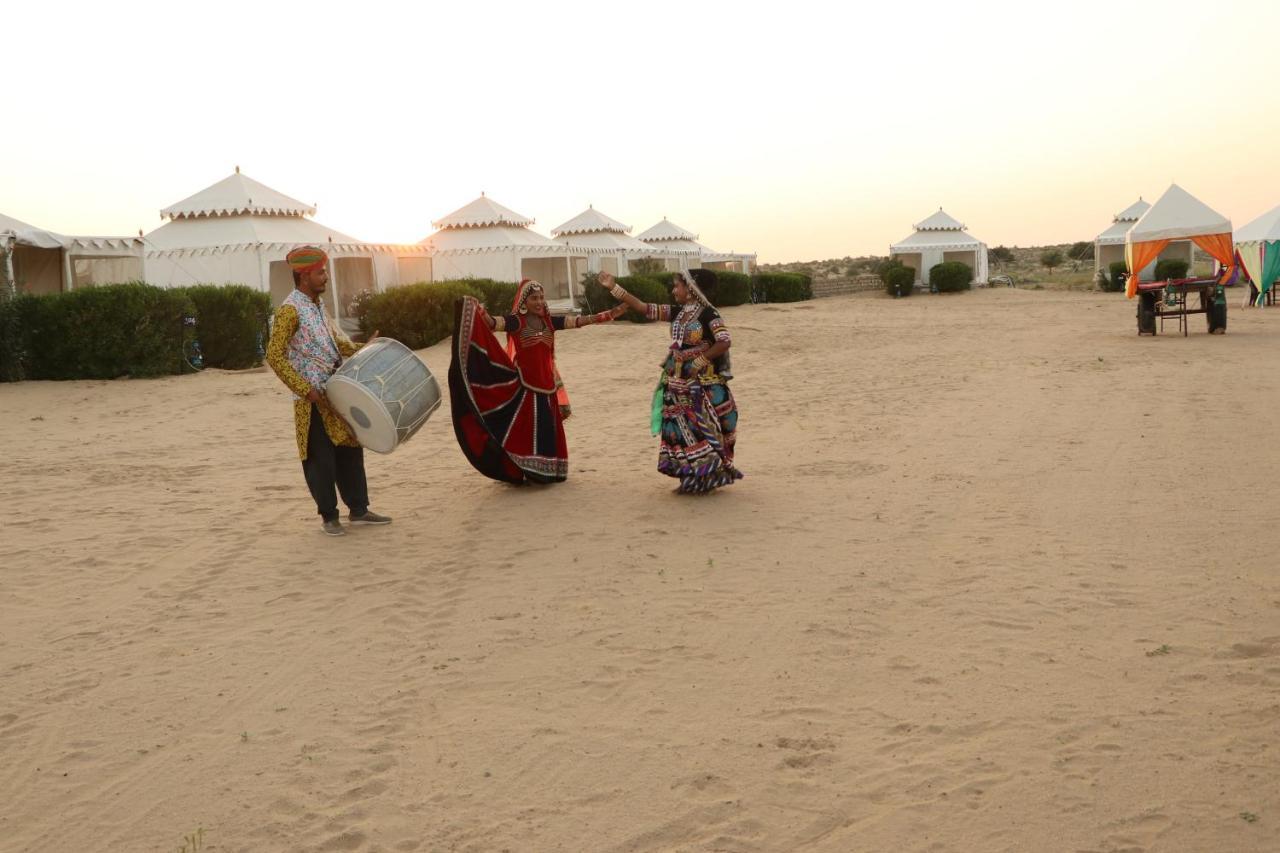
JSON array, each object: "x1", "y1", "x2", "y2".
[{"x1": 2, "y1": 289, "x2": 1279, "y2": 853}]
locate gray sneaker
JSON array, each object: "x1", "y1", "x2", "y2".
[
  {"x1": 322, "y1": 518, "x2": 346, "y2": 536},
  {"x1": 349, "y1": 510, "x2": 392, "y2": 525}
]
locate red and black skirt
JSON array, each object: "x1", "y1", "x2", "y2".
[{"x1": 449, "y1": 299, "x2": 568, "y2": 484}]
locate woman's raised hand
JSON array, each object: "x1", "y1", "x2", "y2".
[{"x1": 598, "y1": 272, "x2": 615, "y2": 288}]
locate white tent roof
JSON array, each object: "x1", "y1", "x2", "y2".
[
  {"x1": 160, "y1": 170, "x2": 316, "y2": 220},
  {"x1": 2, "y1": 211, "x2": 142, "y2": 253},
  {"x1": 0, "y1": 212, "x2": 64, "y2": 249},
  {"x1": 634, "y1": 218, "x2": 754, "y2": 262},
  {"x1": 1114, "y1": 198, "x2": 1151, "y2": 222},
  {"x1": 1096, "y1": 198, "x2": 1151, "y2": 245},
  {"x1": 891, "y1": 230, "x2": 982, "y2": 251},
  {"x1": 892, "y1": 208, "x2": 984, "y2": 251},
  {"x1": 146, "y1": 172, "x2": 424, "y2": 257},
  {"x1": 1127, "y1": 184, "x2": 1231, "y2": 244},
  {"x1": 553, "y1": 230, "x2": 659, "y2": 254},
  {"x1": 1096, "y1": 220, "x2": 1134, "y2": 246},
  {"x1": 431, "y1": 195, "x2": 534, "y2": 230},
  {"x1": 637, "y1": 218, "x2": 699, "y2": 243},
  {"x1": 913, "y1": 208, "x2": 968, "y2": 231},
  {"x1": 146, "y1": 214, "x2": 364, "y2": 251},
  {"x1": 1235, "y1": 203, "x2": 1280, "y2": 243},
  {"x1": 423, "y1": 224, "x2": 577, "y2": 256},
  {"x1": 551, "y1": 206, "x2": 631, "y2": 236}
]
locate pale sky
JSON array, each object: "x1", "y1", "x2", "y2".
[{"x1": 5, "y1": 0, "x2": 1279, "y2": 262}]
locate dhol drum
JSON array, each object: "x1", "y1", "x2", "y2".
[{"x1": 325, "y1": 337, "x2": 441, "y2": 454}]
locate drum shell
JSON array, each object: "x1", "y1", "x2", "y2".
[{"x1": 325, "y1": 338, "x2": 441, "y2": 453}]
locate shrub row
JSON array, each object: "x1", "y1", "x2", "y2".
[
  {"x1": 578, "y1": 273, "x2": 678, "y2": 321},
  {"x1": 752, "y1": 272, "x2": 813, "y2": 302},
  {"x1": 2, "y1": 283, "x2": 195, "y2": 381},
  {"x1": 355, "y1": 278, "x2": 520, "y2": 348},
  {"x1": 578, "y1": 268, "x2": 810, "y2": 318},
  {"x1": 184, "y1": 284, "x2": 272, "y2": 370},
  {"x1": 0, "y1": 282, "x2": 274, "y2": 382}
]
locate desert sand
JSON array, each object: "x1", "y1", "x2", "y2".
[{"x1": 2, "y1": 289, "x2": 1278, "y2": 852}]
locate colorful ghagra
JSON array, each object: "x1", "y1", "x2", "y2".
[
  {"x1": 449, "y1": 298, "x2": 572, "y2": 484},
  {"x1": 647, "y1": 301, "x2": 743, "y2": 493}
]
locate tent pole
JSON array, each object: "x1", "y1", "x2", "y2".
[
  {"x1": 63, "y1": 248, "x2": 74, "y2": 292},
  {"x1": 565, "y1": 255, "x2": 574, "y2": 304},
  {"x1": 2, "y1": 237, "x2": 14, "y2": 297}
]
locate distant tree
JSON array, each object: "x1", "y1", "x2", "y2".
[
  {"x1": 1068, "y1": 241, "x2": 1094, "y2": 261},
  {"x1": 1040, "y1": 249, "x2": 1064, "y2": 274},
  {"x1": 990, "y1": 246, "x2": 1015, "y2": 264},
  {"x1": 629, "y1": 257, "x2": 665, "y2": 276}
]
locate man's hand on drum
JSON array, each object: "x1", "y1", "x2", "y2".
[{"x1": 307, "y1": 387, "x2": 327, "y2": 406}]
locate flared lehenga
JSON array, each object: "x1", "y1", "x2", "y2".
[
  {"x1": 647, "y1": 301, "x2": 743, "y2": 493},
  {"x1": 449, "y1": 297, "x2": 568, "y2": 484}
]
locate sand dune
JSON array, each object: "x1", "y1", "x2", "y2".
[{"x1": 2, "y1": 289, "x2": 1278, "y2": 852}]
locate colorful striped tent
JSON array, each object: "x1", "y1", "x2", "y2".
[
  {"x1": 1235, "y1": 204, "x2": 1280, "y2": 306},
  {"x1": 1125, "y1": 184, "x2": 1235, "y2": 299}
]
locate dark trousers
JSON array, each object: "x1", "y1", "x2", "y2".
[{"x1": 302, "y1": 405, "x2": 369, "y2": 521}]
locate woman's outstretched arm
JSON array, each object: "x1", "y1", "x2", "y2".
[{"x1": 597, "y1": 272, "x2": 653, "y2": 316}]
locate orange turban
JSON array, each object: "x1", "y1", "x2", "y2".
[{"x1": 286, "y1": 246, "x2": 328, "y2": 274}]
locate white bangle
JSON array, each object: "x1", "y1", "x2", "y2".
[{"x1": 610, "y1": 285, "x2": 626, "y2": 299}]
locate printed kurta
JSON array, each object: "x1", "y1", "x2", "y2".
[{"x1": 266, "y1": 293, "x2": 362, "y2": 460}]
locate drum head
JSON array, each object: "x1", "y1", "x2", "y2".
[{"x1": 325, "y1": 376, "x2": 399, "y2": 453}]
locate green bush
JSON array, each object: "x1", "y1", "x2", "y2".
[
  {"x1": 882, "y1": 264, "x2": 916, "y2": 297},
  {"x1": 465, "y1": 278, "x2": 521, "y2": 316},
  {"x1": 1106, "y1": 261, "x2": 1128, "y2": 292},
  {"x1": 929, "y1": 261, "x2": 973, "y2": 293},
  {"x1": 358, "y1": 281, "x2": 481, "y2": 349},
  {"x1": 577, "y1": 272, "x2": 674, "y2": 321},
  {"x1": 1069, "y1": 241, "x2": 1095, "y2": 261},
  {"x1": 755, "y1": 272, "x2": 812, "y2": 302},
  {"x1": 14, "y1": 283, "x2": 194, "y2": 380},
  {"x1": 1154, "y1": 258, "x2": 1190, "y2": 282},
  {"x1": 178, "y1": 284, "x2": 270, "y2": 370},
  {"x1": 712, "y1": 270, "x2": 752, "y2": 307},
  {"x1": 0, "y1": 295, "x2": 24, "y2": 382},
  {"x1": 618, "y1": 275, "x2": 675, "y2": 321},
  {"x1": 576, "y1": 271, "x2": 609, "y2": 314},
  {"x1": 989, "y1": 246, "x2": 1015, "y2": 264}
]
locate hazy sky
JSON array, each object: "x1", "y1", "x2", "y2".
[{"x1": 5, "y1": 0, "x2": 1279, "y2": 262}]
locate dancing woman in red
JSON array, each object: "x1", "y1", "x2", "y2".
[{"x1": 449, "y1": 280, "x2": 624, "y2": 484}]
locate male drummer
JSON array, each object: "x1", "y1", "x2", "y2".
[{"x1": 265, "y1": 245, "x2": 392, "y2": 536}]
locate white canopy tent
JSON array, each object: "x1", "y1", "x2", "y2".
[
  {"x1": 421, "y1": 195, "x2": 589, "y2": 304},
  {"x1": 1095, "y1": 198, "x2": 1194, "y2": 280},
  {"x1": 633, "y1": 218, "x2": 756, "y2": 274},
  {"x1": 1234, "y1": 203, "x2": 1280, "y2": 304},
  {"x1": 1124, "y1": 183, "x2": 1234, "y2": 298},
  {"x1": 550, "y1": 206, "x2": 671, "y2": 277},
  {"x1": 143, "y1": 170, "x2": 430, "y2": 321},
  {"x1": 889, "y1": 209, "x2": 989, "y2": 286},
  {"x1": 1, "y1": 212, "x2": 144, "y2": 296}
]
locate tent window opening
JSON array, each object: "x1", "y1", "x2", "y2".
[
  {"x1": 334, "y1": 257, "x2": 376, "y2": 317},
  {"x1": 396, "y1": 256, "x2": 432, "y2": 286},
  {"x1": 73, "y1": 256, "x2": 144, "y2": 288}
]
